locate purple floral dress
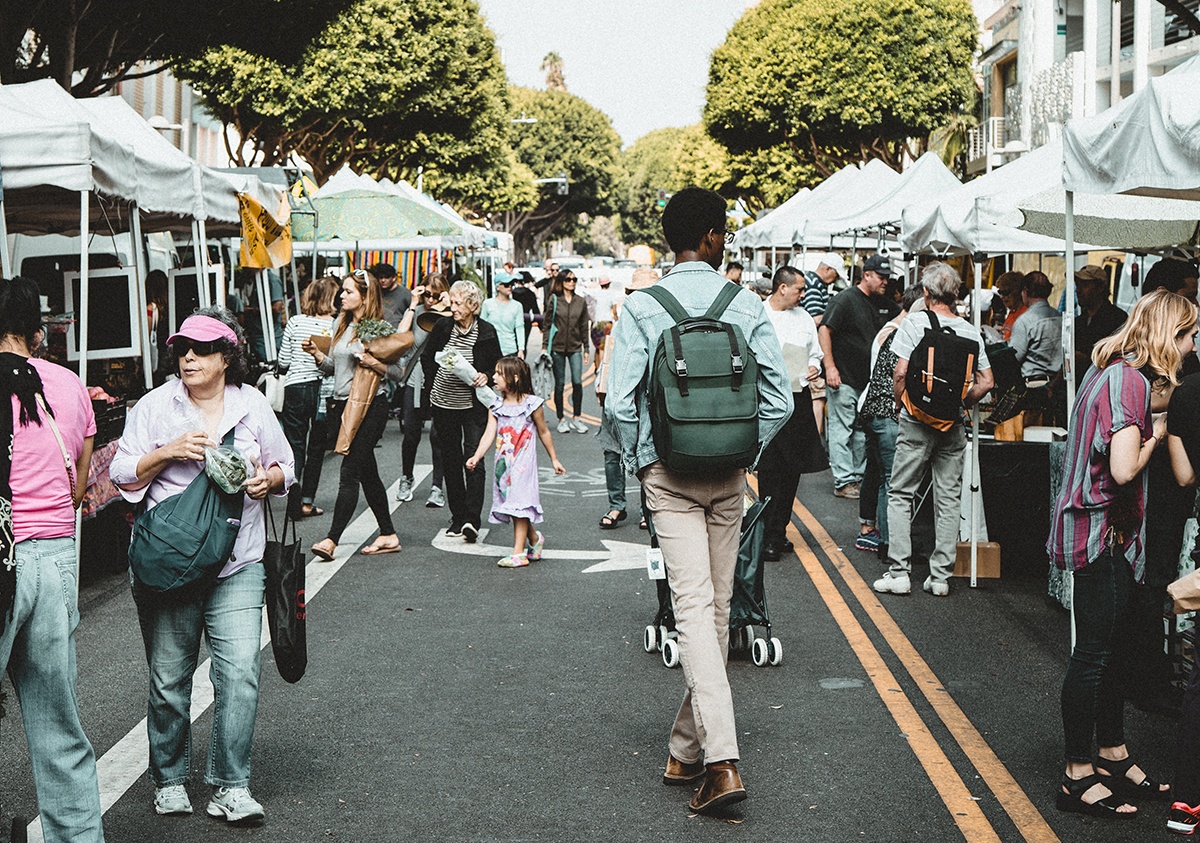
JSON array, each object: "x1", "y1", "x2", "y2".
[{"x1": 488, "y1": 394, "x2": 545, "y2": 524}]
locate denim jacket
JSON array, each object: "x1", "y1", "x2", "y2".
[{"x1": 605, "y1": 262, "x2": 794, "y2": 475}]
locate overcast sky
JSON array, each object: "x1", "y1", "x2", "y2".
[{"x1": 475, "y1": 0, "x2": 761, "y2": 148}]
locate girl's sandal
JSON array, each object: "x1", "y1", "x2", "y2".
[
  {"x1": 310, "y1": 539, "x2": 337, "y2": 562},
  {"x1": 1095, "y1": 756, "x2": 1172, "y2": 801},
  {"x1": 1056, "y1": 773, "x2": 1138, "y2": 818}
]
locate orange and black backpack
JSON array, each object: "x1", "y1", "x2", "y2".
[{"x1": 901, "y1": 311, "x2": 979, "y2": 431}]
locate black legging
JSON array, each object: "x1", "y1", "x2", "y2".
[
  {"x1": 401, "y1": 384, "x2": 443, "y2": 488},
  {"x1": 432, "y1": 404, "x2": 488, "y2": 531},
  {"x1": 326, "y1": 397, "x2": 395, "y2": 544}
]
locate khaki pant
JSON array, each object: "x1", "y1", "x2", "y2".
[{"x1": 643, "y1": 463, "x2": 744, "y2": 764}]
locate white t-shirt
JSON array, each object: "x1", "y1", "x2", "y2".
[{"x1": 765, "y1": 304, "x2": 823, "y2": 390}]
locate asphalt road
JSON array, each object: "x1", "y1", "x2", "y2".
[{"x1": 0, "y1": 380, "x2": 1183, "y2": 842}]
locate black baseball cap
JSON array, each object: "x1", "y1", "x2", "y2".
[{"x1": 863, "y1": 254, "x2": 892, "y2": 277}]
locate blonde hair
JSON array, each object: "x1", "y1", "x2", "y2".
[
  {"x1": 301, "y1": 276, "x2": 338, "y2": 317},
  {"x1": 333, "y1": 269, "x2": 383, "y2": 345},
  {"x1": 1093, "y1": 288, "x2": 1197, "y2": 386}
]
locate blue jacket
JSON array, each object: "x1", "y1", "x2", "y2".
[{"x1": 605, "y1": 261, "x2": 794, "y2": 475}]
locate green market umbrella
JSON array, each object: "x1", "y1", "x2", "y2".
[{"x1": 290, "y1": 188, "x2": 462, "y2": 241}]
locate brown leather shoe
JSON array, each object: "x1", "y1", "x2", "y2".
[
  {"x1": 688, "y1": 761, "x2": 747, "y2": 813},
  {"x1": 663, "y1": 755, "x2": 706, "y2": 786}
]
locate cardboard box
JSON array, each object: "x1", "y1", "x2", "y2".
[
  {"x1": 993, "y1": 413, "x2": 1024, "y2": 441},
  {"x1": 953, "y1": 541, "x2": 1001, "y2": 578}
]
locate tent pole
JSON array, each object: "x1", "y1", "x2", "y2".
[
  {"x1": 79, "y1": 192, "x2": 90, "y2": 386},
  {"x1": 1064, "y1": 190, "x2": 1077, "y2": 423},
  {"x1": 0, "y1": 199, "x2": 11, "y2": 278},
  {"x1": 970, "y1": 251, "x2": 984, "y2": 589},
  {"x1": 191, "y1": 220, "x2": 207, "y2": 308},
  {"x1": 198, "y1": 219, "x2": 212, "y2": 307},
  {"x1": 851, "y1": 233, "x2": 858, "y2": 280},
  {"x1": 130, "y1": 205, "x2": 153, "y2": 391},
  {"x1": 258, "y1": 269, "x2": 277, "y2": 362}
]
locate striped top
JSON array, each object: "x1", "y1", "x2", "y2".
[
  {"x1": 801, "y1": 271, "x2": 832, "y2": 319},
  {"x1": 278, "y1": 314, "x2": 335, "y2": 386},
  {"x1": 430, "y1": 319, "x2": 479, "y2": 410},
  {"x1": 1047, "y1": 357, "x2": 1152, "y2": 580}
]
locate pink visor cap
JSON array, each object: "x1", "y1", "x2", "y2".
[{"x1": 166, "y1": 314, "x2": 239, "y2": 347}]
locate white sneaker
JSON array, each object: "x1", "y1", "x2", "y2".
[
  {"x1": 923, "y1": 576, "x2": 950, "y2": 597},
  {"x1": 426, "y1": 486, "x2": 445, "y2": 508},
  {"x1": 873, "y1": 572, "x2": 911, "y2": 595},
  {"x1": 572, "y1": 418, "x2": 589, "y2": 434},
  {"x1": 557, "y1": 419, "x2": 571, "y2": 434},
  {"x1": 154, "y1": 784, "x2": 193, "y2": 815},
  {"x1": 206, "y1": 786, "x2": 264, "y2": 822},
  {"x1": 395, "y1": 477, "x2": 413, "y2": 503}
]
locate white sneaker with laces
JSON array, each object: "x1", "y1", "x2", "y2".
[
  {"x1": 395, "y1": 477, "x2": 413, "y2": 503},
  {"x1": 426, "y1": 486, "x2": 445, "y2": 508},
  {"x1": 873, "y1": 572, "x2": 911, "y2": 595},
  {"x1": 206, "y1": 786, "x2": 264, "y2": 822},
  {"x1": 572, "y1": 418, "x2": 589, "y2": 434},
  {"x1": 923, "y1": 576, "x2": 950, "y2": 597},
  {"x1": 154, "y1": 784, "x2": 193, "y2": 815},
  {"x1": 557, "y1": 418, "x2": 571, "y2": 434}
]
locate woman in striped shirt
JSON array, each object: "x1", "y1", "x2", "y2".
[
  {"x1": 277, "y1": 276, "x2": 338, "y2": 518},
  {"x1": 421, "y1": 281, "x2": 502, "y2": 542},
  {"x1": 1049, "y1": 289, "x2": 1196, "y2": 819}
]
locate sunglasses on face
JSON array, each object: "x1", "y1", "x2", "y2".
[{"x1": 174, "y1": 339, "x2": 219, "y2": 357}]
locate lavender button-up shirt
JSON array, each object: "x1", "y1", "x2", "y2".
[{"x1": 110, "y1": 379, "x2": 296, "y2": 578}]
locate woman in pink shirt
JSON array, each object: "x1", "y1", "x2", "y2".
[
  {"x1": 112, "y1": 308, "x2": 294, "y2": 824},
  {"x1": 0, "y1": 277, "x2": 104, "y2": 842}
]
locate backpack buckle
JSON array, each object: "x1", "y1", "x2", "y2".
[
  {"x1": 730, "y1": 354, "x2": 744, "y2": 375},
  {"x1": 675, "y1": 359, "x2": 689, "y2": 378}
]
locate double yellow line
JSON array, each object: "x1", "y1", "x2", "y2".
[{"x1": 746, "y1": 475, "x2": 1059, "y2": 843}]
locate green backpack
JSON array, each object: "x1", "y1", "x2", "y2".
[
  {"x1": 128, "y1": 427, "x2": 245, "y2": 596},
  {"x1": 640, "y1": 283, "x2": 760, "y2": 474}
]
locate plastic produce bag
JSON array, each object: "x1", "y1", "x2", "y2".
[{"x1": 204, "y1": 445, "x2": 249, "y2": 494}]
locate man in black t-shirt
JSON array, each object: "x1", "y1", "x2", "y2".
[{"x1": 818, "y1": 254, "x2": 899, "y2": 498}]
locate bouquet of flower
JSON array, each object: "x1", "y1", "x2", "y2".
[
  {"x1": 334, "y1": 318, "x2": 413, "y2": 455},
  {"x1": 435, "y1": 348, "x2": 497, "y2": 406}
]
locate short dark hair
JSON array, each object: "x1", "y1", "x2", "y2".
[
  {"x1": 1144, "y1": 258, "x2": 1197, "y2": 296},
  {"x1": 661, "y1": 187, "x2": 726, "y2": 254},
  {"x1": 0, "y1": 276, "x2": 43, "y2": 349},
  {"x1": 726, "y1": 261, "x2": 744, "y2": 273},
  {"x1": 170, "y1": 306, "x2": 251, "y2": 386},
  {"x1": 771, "y1": 266, "x2": 805, "y2": 295},
  {"x1": 901, "y1": 284, "x2": 925, "y2": 312},
  {"x1": 369, "y1": 262, "x2": 397, "y2": 280},
  {"x1": 1024, "y1": 271, "x2": 1053, "y2": 299}
]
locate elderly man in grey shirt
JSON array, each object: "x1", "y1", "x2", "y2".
[{"x1": 1010, "y1": 271, "x2": 1062, "y2": 383}]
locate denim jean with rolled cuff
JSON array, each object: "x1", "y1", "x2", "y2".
[
  {"x1": 326, "y1": 396, "x2": 395, "y2": 544},
  {"x1": 281, "y1": 379, "x2": 324, "y2": 510},
  {"x1": 552, "y1": 350, "x2": 583, "y2": 419},
  {"x1": 433, "y1": 403, "x2": 488, "y2": 531},
  {"x1": 1061, "y1": 548, "x2": 1136, "y2": 763},
  {"x1": 401, "y1": 384, "x2": 443, "y2": 489},
  {"x1": 0, "y1": 537, "x2": 104, "y2": 843},
  {"x1": 826, "y1": 382, "x2": 866, "y2": 489},
  {"x1": 864, "y1": 417, "x2": 898, "y2": 544},
  {"x1": 133, "y1": 563, "x2": 266, "y2": 788}
]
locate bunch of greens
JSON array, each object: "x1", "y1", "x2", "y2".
[
  {"x1": 205, "y1": 446, "x2": 249, "y2": 494},
  {"x1": 355, "y1": 318, "x2": 395, "y2": 344}
]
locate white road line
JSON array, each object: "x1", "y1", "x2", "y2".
[{"x1": 27, "y1": 466, "x2": 433, "y2": 840}]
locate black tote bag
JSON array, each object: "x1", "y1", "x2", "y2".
[{"x1": 263, "y1": 501, "x2": 307, "y2": 683}]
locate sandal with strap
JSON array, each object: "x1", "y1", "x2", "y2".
[
  {"x1": 1056, "y1": 773, "x2": 1138, "y2": 818},
  {"x1": 599, "y1": 510, "x2": 627, "y2": 529},
  {"x1": 1095, "y1": 755, "x2": 1172, "y2": 801}
]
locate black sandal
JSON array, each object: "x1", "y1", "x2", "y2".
[
  {"x1": 599, "y1": 510, "x2": 628, "y2": 529},
  {"x1": 1056, "y1": 773, "x2": 1138, "y2": 818},
  {"x1": 1095, "y1": 755, "x2": 1172, "y2": 801}
]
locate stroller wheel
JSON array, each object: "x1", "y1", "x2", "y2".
[
  {"x1": 662, "y1": 638, "x2": 681, "y2": 669},
  {"x1": 643, "y1": 625, "x2": 658, "y2": 653},
  {"x1": 768, "y1": 637, "x2": 784, "y2": 666},
  {"x1": 751, "y1": 637, "x2": 769, "y2": 667},
  {"x1": 658, "y1": 626, "x2": 670, "y2": 652}
]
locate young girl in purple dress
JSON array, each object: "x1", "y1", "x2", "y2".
[{"x1": 467, "y1": 355, "x2": 566, "y2": 567}]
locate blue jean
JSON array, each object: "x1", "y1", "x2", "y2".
[
  {"x1": 0, "y1": 537, "x2": 104, "y2": 843},
  {"x1": 826, "y1": 383, "x2": 865, "y2": 488},
  {"x1": 552, "y1": 350, "x2": 583, "y2": 419},
  {"x1": 134, "y1": 564, "x2": 266, "y2": 787},
  {"x1": 603, "y1": 448, "x2": 627, "y2": 512},
  {"x1": 1061, "y1": 549, "x2": 1135, "y2": 763},
  {"x1": 864, "y1": 417, "x2": 898, "y2": 543}
]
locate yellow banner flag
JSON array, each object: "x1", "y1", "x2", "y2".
[{"x1": 238, "y1": 193, "x2": 293, "y2": 269}]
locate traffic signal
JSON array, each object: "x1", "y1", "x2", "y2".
[{"x1": 656, "y1": 189, "x2": 667, "y2": 208}]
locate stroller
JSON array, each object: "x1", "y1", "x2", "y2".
[{"x1": 641, "y1": 497, "x2": 782, "y2": 669}]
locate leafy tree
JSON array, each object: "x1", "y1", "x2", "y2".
[
  {"x1": 619, "y1": 124, "x2": 734, "y2": 249},
  {"x1": 498, "y1": 86, "x2": 623, "y2": 257},
  {"x1": 0, "y1": 0, "x2": 352, "y2": 95},
  {"x1": 705, "y1": 0, "x2": 977, "y2": 181},
  {"x1": 570, "y1": 213, "x2": 622, "y2": 258},
  {"x1": 178, "y1": 0, "x2": 513, "y2": 187}
]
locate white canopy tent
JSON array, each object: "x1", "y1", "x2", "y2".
[
  {"x1": 824, "y1": 152, "x2": 961, "y2": 242},
  {"x1": 731, "y1": 187, "x2": 811, "y2": 249},
  {"x1": 791, "y1": 158, "x2": 902, "y2": 247}
]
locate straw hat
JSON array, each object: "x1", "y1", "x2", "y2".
[{"x1": 627, "y1": 267, "x2": 660, "y2": 290}]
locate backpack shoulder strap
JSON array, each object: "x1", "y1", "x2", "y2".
[
  {"x1": 704, "y1": 282, "x2": 742, "y2": 320},
  {"x1": 925, "y1": 311, "x2": 941, "y2": 332},
  {"x1": 640, "y1": 285, "x2": 690, "y2": 324}
]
